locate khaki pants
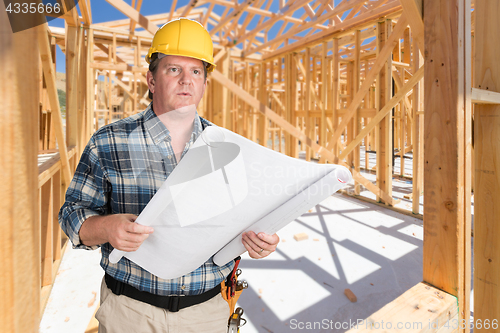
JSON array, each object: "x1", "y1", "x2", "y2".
[{"x1": 96, "y1": 278, "x2": 229, "y2": 333}]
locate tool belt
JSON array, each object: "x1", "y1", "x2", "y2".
[
  {"x1": 221, "y1": 256, "x2": 244, "y2": 316},
  {"x1": 104, "y1": 273, "x2": 221, "y2": 313}
]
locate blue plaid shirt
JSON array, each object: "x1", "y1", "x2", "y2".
[{"x1": 59, "y1": 104, "x2": 235, "y2": 296}]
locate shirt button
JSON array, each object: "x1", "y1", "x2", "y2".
[
  {"x1": 167, "y1": 155, "x2": 172, "y2": 159},
  {"x1": 181, "y1": 285, "x2": 186, "y2": 290}
]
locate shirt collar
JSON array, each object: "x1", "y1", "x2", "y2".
[{"x1": 144, "y1": 103, "x2": 203, "y2": 145}]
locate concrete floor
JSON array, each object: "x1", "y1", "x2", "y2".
[{"x1": 236, "y1": 193, "x2": 423, "y2": 333}]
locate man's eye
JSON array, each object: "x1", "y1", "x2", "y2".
[
  {"x1": 194, "y1": 70, "x2": 200, "y2": 75},
  {"x1": 169, "y1": 67, "x2": 178, "y2": 72}
]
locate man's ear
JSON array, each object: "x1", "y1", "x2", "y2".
[{"x1": 146, "y1": 71, "x2": 155, "y2": 94}]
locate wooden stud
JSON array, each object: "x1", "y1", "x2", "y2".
[
  {"x1": 376, "y1": 19, "x2": 393, "y2": 204},
  {"x1": 0, "y1": 8, "x2": 40, "y2": 330},
  {"x1": 400, "y1": 0, "x2": 424, "y2": 53},
  {"x1": 38, "y1": 24, "x2": 72, "y2": 188},
  {"x1": 320, "y1": 14, "x2": 408, "y2": 160},
  {"x1": 222, "y1": 48, "x2": 231, "y2": 129},
  {"x1": 339, "y1": 67, "x2": 424, "y2": 162},
  {"x1": 473, "y1": 0, "x2": 499, "y2": 327},
  {"x1": 112, "y1": 32, "x2": 117, "y2": 64},
  {"x1": 399, "y1": 69, "x2": 406, "y2": 176},
  {"x1": 66, "y1": 24, "x2": 79, "y2": 150},
  {"x1": 40, "y1": 179, "x2": 53, "y2": 287},
  {"x1": 305, "y1": 49, "x2": 311, "y2": 161},
  {"x1": 346, "y1": 61, "x2": 354, "y2": 168},
  {"x1": 332, "y1": 39, "x2": 339, "y2": 157},
  {"x1": 423, "y1": 0, "x2": 471, "y2": 330},
  {"x1": 353, "y1": 30, "x2": 361, "y2": 194},
  {"x1": 320, "y1": 43, "x2": 327, "y2": 148},
  {"x1": 411, "y1": 25, "x2": 424, "y2": 215},
  {"x1": 52, "y1": 170, "x2": 62, "y2": 262},
  {"x1": 77, "y1": 27, "x2": 87, "y2": 157}
]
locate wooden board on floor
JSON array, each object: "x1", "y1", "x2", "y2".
[{"x1": 346, "y1": 282, "x2": 458, "y2": 333}]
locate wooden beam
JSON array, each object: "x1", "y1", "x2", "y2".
[
  {"x1": 471, "y1": 87, "x2": 500, "y2": 104},
  {"x1": 473, "y1": 0, "x2": 500, "y2": 328},
  {"x1": 79, "y1": 0, "x2": 92, "y2": 25},
  {"x1": 180, "y1": 0, "x2": 195, "y2": 17},
  {"x1": 423, "y1": 0, "x2": 471, "y2": 330},
  {"x1": 209, "y1": 69, "x2": 398, "y2": 205},
  {"x1": 62, "y1": 0, "x2": 79, "y2": 26},
  {"x1": 0, "y1": 7, "x2": 40, "y2": 331},
  {"x1": 168, "y1": 0, "x2": 178, "y2": 21},
  {"x1": 210, "y1": 0, "x2": 256, "y2": 37},
  {"x1": 285, "y1": 53, "x2": 297, "y2": 158},
  {"x1": 304, "y1": 49, "x2": 311, "y2": 160},
  {"x1": 110, "y1": 74, "x2": 135, "y2": 99},
  {"x1": 245, "y1": 0, "x2": 377, "y2": 57},
  {"x1": 399, "y1": 0, "x2": 424, "y2": 53},
  {"x1": 346, "y1": 283, "x2": 458, "y2": 333},
  {"x1": 40, "y1": 179, "x2": 53, "y2": 287},
  {"x1": 89, "y1": 62, "x2": 148, "y2": 73},
  {"x1": 332, "y1": 38, "x2": 339, "y2": 156},
  {"x1": 392, "y1": 69, "x2": 413, "y2": 110},
  {"x1": 202, "y1": 2, "x2": 215, "y2": 27},
  {"x1": 375, "y1": 19, "x2": 393, "y2": 204},
  {"x1": 214, "y1": 0, "x2": 320, "y2": 28},
  {"x1": 339, "y1": 65, "x2": 424, "y2": 161},
  {"x1": 66, "y1": 24, "x2": 79, "y2": 152},
  {"x1": 38, "y1": 24, "x2": 72, "y2": 188},
  {"x1": 77, "y1": 27, "x2": 87, "y2": 156},
  {"x1": 95, "y1": 43, "x2": 127, "y2": 64},
  {"x1": 320, "y1": 42, "x2": 327, "y2": 147},
  {"x1": 411, "y1": 29, "x2": 424, "y2": 215},
  {"x1": 321, "y1": 13, "x2": 408, "y2": 159},
  {"x1": 352, "y1": 30, "x2": 361, "y2": 194},
  {"x1": 128, "y1": 0, "x2": 143, "y2": 34},
  {"x1": 96, "y1": 8, "x2": 205, "y2": 29},
  {"x1": 86, "y1": 0, "x2": 93, "y2": 24},
  {"x1": 263, "y1": 2, "x2": 402, "y2": 60},
  {"x1": 86, "y1": 28, "x2": 95, "y2": 141},
  {"x1": 105, "y1": 0, "x2": 158, "y2": 35}
]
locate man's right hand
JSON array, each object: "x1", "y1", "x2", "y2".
[{"x1": 79, "y1": 214, "x2": 154, "y2": 252}]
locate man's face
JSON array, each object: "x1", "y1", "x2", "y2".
[{"x1": 147, "y1": 55, "x2": 207, "y2": 114}]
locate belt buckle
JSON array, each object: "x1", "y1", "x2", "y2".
[{"x1": 167, "y1": 294, "x2": 185, "y2": 312}]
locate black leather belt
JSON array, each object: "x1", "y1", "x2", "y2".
[{"x1": 104, "y1": 273, "x2": 221, "y2": 312}]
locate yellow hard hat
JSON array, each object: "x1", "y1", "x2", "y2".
[{"x1": 146, "y1": 18, "x2": 216, "y2": 72}]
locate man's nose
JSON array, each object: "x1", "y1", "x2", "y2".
[{"x1": 179, "y1": 70, "x2": 192, "y2": 85}]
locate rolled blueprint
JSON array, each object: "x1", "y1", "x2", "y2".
[
  {"x1": 109, "y1": 126, "x2": 352, "y2": 279},
  {"x1": 213, "y1": 166, "x2": 351, "y2": 265}
]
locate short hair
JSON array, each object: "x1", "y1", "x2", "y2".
[{"x1": 148, "y1": 53, "x2": 208, "y2": 100}]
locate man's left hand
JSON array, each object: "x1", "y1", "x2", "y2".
[{"x1": 242, "y1": 231, "x2": 279, "y2": 259}]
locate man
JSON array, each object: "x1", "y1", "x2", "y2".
[{"x1": 59, "y1": 18, "x2": 279, "y2": 333}]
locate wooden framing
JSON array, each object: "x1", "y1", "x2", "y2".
[
  {"x1": 1, "y1": 6, "x2": 41, "y2": 331},
  {"x1": 473, "y1": 0, "x2": 500, "y2": 326},
  {"x1": 423, "y1": 0, "x2": 471, "y2": 329}
]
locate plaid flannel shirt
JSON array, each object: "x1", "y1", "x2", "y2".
[{"x1": 59, "y1": 103, "x2": 235, "y2": 296}]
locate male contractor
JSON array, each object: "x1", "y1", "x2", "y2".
[{"x1": 59, "y1": 18, "x2": 279, "y2": 333}]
